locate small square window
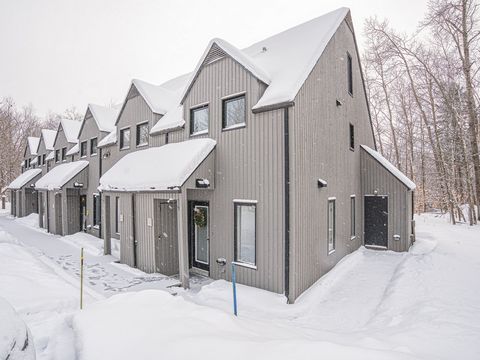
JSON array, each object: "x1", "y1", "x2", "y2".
[
  {"x1": 328, "y1": 199, "x2": 336, "y2": 254},
  {"x1": 120, "y1": 128, "x2": 130, "y2": 150},
  {"x1": 190, "y1": 105, "x2": 209, "y2": 135},
  {"x1": 234, "y1": 202, "x2": 256, "y2": 266},
  {"x1": 80, "y1": 141, "x2": 87, "y2": 157},
  {"x1": 90, "y1": 138, "x2": 97, "y2": 155},
  {"x1": 55, "y1": 149, "x2": 60, "y2": 163},
  {"x1": 61, "y1": 147, "x2": 67, "y2": 161},
  {"x1": 349, "y1": 123, "x2": 355, "y2": 150},
  {"x1": 136, "y1": 123, "x2": 149, "y2": 147},
  {"x1": 223, "y1": 95, "x2": 245, "y2": 129}
]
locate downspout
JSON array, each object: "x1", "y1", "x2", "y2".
[
  {"x1": 284, "y1": 107, "x2": 291, "y2": 303},
  {"x1": 131, "y1": 193, "x2": 137, "y2": 268},
  {"x1": 98, "y1": 148, "x2": 102, "y2": 239}
]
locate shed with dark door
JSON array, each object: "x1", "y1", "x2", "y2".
[{"x1": 360, "y1": 145, "x2": 415, "y2": 252}]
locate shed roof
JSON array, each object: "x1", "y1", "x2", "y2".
[
  {"x1": 35, "y1": 161, "x2": 89, "y2": 190},
  {"x1": 98, "y1": 130, "x2": 117, "y2": 148},
  {"x1": 150, "y1": 106, "x2": 185, "y2": 135},
  {"x1": 181, "y1": 7, "x2": 349, "y2": 111},
  {"x1": 8, "y1": 169, "x2": 42, "y2": 189},
  {"x1": 27, "y1": 137, "x2": 40, "y2": 156},
  {"x1": 361, "y1": 145, "x2": 416, "y2": 190},
  {"x1": 99, "y1": 138, "x2": 216, "y2": 192},
  {"x1": 66, "y1": 143, "x2": 79, "y2": 156}
]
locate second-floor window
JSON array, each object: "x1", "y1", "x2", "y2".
[
  {"x1": 190, "y1": 104, "x2": 209, "y2": 135},
  {"x1": 55, "y1": 149, "x2": 60, "y2": 163},
  {"x1": 61, "y1": 147, "x2": 67, "y2": 161},
  {"x1": 120, "y1": 128, "x2": 130, "y2": 150},
  {"x1": 328, "y1": 198, "x2": 336, "y2": 254},
  {"x1": 90, "y1": 138, "x2": 97, "y2": 156},
  {"x1": 223, "y1": 95, "x2": 246, "y2": 130},
  {"x1": 349, "y1": 123, "x2": 355, "y2": 150},
  {"x1": 347, "y1": 52, "x2": 353, "y2": 96},
  {"x1": 80, "y1": 141, "x2": 87, "y2": 157},
  {"x1": 37, "y1": 155, "x2": 41, "y2": 165},
  {"x1": 24, "y1": 159, "x2": 28, "y2": 168},
  {"x1": 42, "y1": 154, "x2": 46, "y2": 166},
  {"x1": 136, "y1": 122, "x2": 149, "y2": 147}
]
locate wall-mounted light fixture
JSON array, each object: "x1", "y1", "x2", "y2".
[
  {"x1": 336, "y1": 99, "x2": 343, "y2": 107},
  {"x1": 74, "y1": 182, "x2": 84, "y2": 188},
  {"x1": 196, "y1": 178, "x2": 210, "y2": 188},
  {"x1": 317, "y1": 178, "x2": 327, "y2": 188}
]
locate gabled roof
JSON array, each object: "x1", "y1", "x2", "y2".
[
  {"x1": 41, "y1": 129, "x2": 58, "y2": 151},
  {"x1": 26, "y1": 137, "x2": 40, "y2": 156},
  {"x1": 79, "y1": 104, "x2": 119, "y2": 136},
  {"x1": 99, "y1": 138, "x2": 216, "y2": 192},
  {"x1": 35, "y1": 161, "x2": 89, "y2": 190},
  {"x1": 150, "y1": 106, "x2": 184, "y2": 135},
  {"x1": 361, "y1": 145, "x2": 416, "y2": 190},
  {"x1": 8, "y1": 169, "x2": 42, "y2": 189},
  {"x1": 56, "y1": 119, "x2": 82, "y2": 145},
  {"x1": 45, "y1": 151, "x2": 55, "y2": 161},
  {"x1": 131, "y1": 79, "x2": 178, "y2": 115},
  {"x1": 180, "y1": 7, "x2": 349, "y2": 111}
]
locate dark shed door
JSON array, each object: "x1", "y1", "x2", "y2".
[
  {"x1": 55, "y1": 193, "x2": 63, "y2": 235},
  {"x1": 364, "y1": 196, "x2": 388, "y2": 248},
  {"x1": 154, "y1": 200, "x2": 179, "y2": 276}
]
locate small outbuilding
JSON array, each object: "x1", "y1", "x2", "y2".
[
  {"x1": 360, "y1": 145, "x2": 415, "y2": 252},
  {"x1": 7, "y1": 168, "x2": 42, "y2": 217}
]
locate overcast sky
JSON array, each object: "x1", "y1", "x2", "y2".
[{"x1": 0, "y1": 0, "x2": 428, "y2": 118}]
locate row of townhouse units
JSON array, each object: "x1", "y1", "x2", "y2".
[{"x1": 8, "y1": 7, "x2": 415, "y2": 302}]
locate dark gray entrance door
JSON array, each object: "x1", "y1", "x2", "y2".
[
  {"x1": 188, "y1": 201, "x2": 210, "y2": 272},
  {"x1": 364, "y1": 196, "x2": 388, "y2": 248},
  {"x1": 154, "y1": 200, "x2": 179, "y2": 276},
  {"x1": 55, "y1": 193, "x2": 63, "y2": 235}
]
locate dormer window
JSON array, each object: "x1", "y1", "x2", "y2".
[
  {"x1": 42, "y1": 154, "x2": 46, "y2": 166},
  {"x1": 120, "y1": 128, "x2": 130, "y2": 150},
  {"x1": 62, "y1": 147, "x2": 67, "y2": 161},
  {"x1": 190, "y1": 104, "x2": 209, "y2": 136},
  {"x1": 347, "y1": 52, "x2": 353, "y2": 96},
  {"x1": 55, "y1": 149, "x2": 60, "y2": 163},
  {"x1": 223, "y1": 95, "x2": 245, "y2": 130}
]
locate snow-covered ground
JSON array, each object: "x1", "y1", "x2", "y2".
[{"x1": 0, "y1": 210, "x2": 479, "y2": 359}]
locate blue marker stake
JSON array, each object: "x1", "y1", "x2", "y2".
[{"x1": 232, "y1": 262, "x2": 238, "y2": 316}]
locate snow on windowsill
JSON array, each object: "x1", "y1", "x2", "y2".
[
  {"x1": 222, "y1": 123, "x2": 246, "y2": 131},
  {"x1": 190, "y1": 130, "x2": 208, "y2": 137}
]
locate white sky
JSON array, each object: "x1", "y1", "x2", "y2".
[{"x1": 0, "y1": 0, "x2": 428, "y2": 118}]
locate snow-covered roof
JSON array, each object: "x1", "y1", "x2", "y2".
[
  {"x1": 86, "y1": 104, "x2": 119, "y2": 133},
  {"x1": 150, "y1": 106, "x2": 185, "y2": 135},
  {"x1": 99, "y1": 138, "x2": 216, "y2": 192},
  {"x1": 66, "y1": 143, "x2": 79, "y2": 156},
  {"x1": 30, "y1": 157, "x2": 38, "y2": 165},
  {"x1": 181, "y1": 7, "x2": 349, "y2": 111},
  {"x1": 131, "y1": 79, "x2": 178, "y2": 115},
  {"x1": 27, "y1": 137, "x2": 40, "y2": 156},
  {"x1": 98, "y1": 130, "x2": 117, "y2": 148},
  {"x1": 361, "y1": 145, "x2": 416, "y2": 190},
  {"x1": 41, "y1": 129, "x2": 57, "y2": 151},
  {"x1": 35, "y1": 161, "x2": 89, "y2": 190},
  {"x1": 8, "y1": 169, "x2": 42, "y2": 189},
  {"x1": 45, "y1": 151, "x2": 55, "y2": 161},
  {"x1": 59, "y1": 118, "x2": 82, "y2": 144}
]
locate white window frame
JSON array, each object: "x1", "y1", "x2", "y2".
[
  {"x1": 119, "y1": 127, "x2": 131, "y2": 150},
  {"x1": 350, "y1": 195, "x2": 356, "y2": 240},
  {"x1": 136, "y1": 122, "x2": 149, "y2": 147},
  {"x1": 233, "y1": 200, "x2": 257, "y2": 269},
  {"x1": 327, "y1": 197, "x2": 336, "y2": 255}
]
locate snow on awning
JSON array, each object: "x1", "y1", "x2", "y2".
[
  {"x1": 66, "y1": 143, "x2": 79, "y2": 156},
  {"x1": 35, "y1": 161, "x2": 88, "y2": 190},
  {"x1": 8, "y1": 169, "x2": 42, "y2": 189},
  {"x1": 99, "y1": 138, "x2": 216, "y2": 192},
  {"x1": 361, "y1": 145, "x2": 416, "y2": 190}
]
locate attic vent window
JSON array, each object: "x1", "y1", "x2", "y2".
[{"x1": 205, "y1": 44, "x2": 227, "y2": 65}]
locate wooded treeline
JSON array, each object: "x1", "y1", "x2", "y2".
[
  {"x1": 363, "y1": 0, "x2": 480, "y2": 224},
  {"x1": 0, "y1": 98, "x2": 82, "y2": 193}
]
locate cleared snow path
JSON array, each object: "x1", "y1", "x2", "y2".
[{"x1": 0, "y1": 214, "x2": 179, "y2": 296}]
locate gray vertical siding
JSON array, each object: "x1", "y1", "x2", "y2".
[
  {"x1": 360, "y1": 148, "x2": 410, "y2": 252},
  {"x1": 181, "y1": 56, "x2": 285, "y2": 293},
  {"x1": 288, "y1": 18, "x2": 376, "y2": 301}
]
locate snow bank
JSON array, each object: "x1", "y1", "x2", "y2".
[
  {"x1": 7, "y1": 168, "x2": 42, "y2": 189},
  {"x1": 71, "y1": 290, "x2": 414, "y2": 360},
  {"x1": 35, "y1": 161, "x2": 88, "y2": 190},
  {"x1": 99, "y1": 138, "x2": 215, "y2": 192},
  {"x1": 60, "y1": 232, "x2": 104, "y2": 256},
  {"x1": 14, "y1": 213, "x2": 42, "y2": 231}
]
